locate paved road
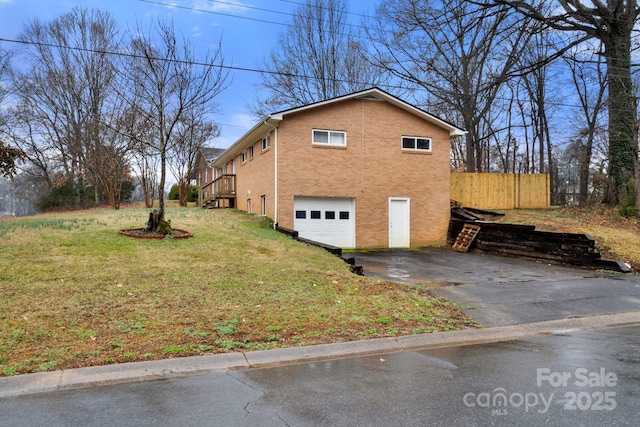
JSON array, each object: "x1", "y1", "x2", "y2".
[
  {"x1": 1, "y1": 324, "x2": 638, "y2": 426},
  {"x1": 353, "y1": 248, "x2": 640, "y2": 326}
]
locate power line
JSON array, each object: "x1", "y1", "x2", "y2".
[
  {"x1": 139, "y1": 0, "x2": 640, "y2": 77},
  {"x1": 139, "y1": 0, "x2": 294, "y2": 29},
  {"x1": 0, "y1": 36, "x2": 306, "y2": 79},
  {"x1": 0, "y1": 35, "x2": 629, "y2": 113},
  {"x1": 2, "y1": 0, "x2": 637, "y2": 115},
  {"x1": 139, "y1": 0, "x2": 371, "y2": 38},
  {"x1": 277, "y1": 0, "x2": 377, "y2": 21},
  {"x1": 0, "y1": 34, "x2": 403, "y2": 100}
]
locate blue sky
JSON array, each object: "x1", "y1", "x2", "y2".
[{"x1": 0, "y1": 0, "x2": 373, "y2": 148}]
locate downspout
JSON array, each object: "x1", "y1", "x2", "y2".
[
  {"x1": 263, "y1": 118, "x2": 278, "y2": 229},
  {"x1": 274, "y1": 126, "x2": 279, "y2": 228},
  {"x1": 361, "y1": 99, "x2": 365, "y2": 193}
]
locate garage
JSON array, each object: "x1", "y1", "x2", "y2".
[{"x1": 293, "y1": 196, "x2": 355, "y2": 248}]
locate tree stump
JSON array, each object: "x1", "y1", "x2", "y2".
[{"x1": 145, "y1": 209, "x2": 160, "y2": 232}]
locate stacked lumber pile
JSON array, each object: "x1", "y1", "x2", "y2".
[
  {"x1": 447, "y1": 219, "x2": 631, "y2": 273},
  {"x1": 450, "y1": 200, "x2": 505, "y2": 221},
  {"x1": 448, "y1": 202, "x2": 629, "y2": 272}
]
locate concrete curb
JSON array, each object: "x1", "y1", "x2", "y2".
[{"x1": 2, "y1": 311, "x2": 639, "y2": 398}]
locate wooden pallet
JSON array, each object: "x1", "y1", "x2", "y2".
[{"x1": 452, "y1": 224, "x2": 481, "y2": 252}]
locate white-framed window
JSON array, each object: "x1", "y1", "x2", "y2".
[
  {"x1": 313, "y1": 129, "x2": 346, "y2": 146},
  {"x1": 247, "y1": 199, "x2": 252, "y2": 214},
  {"x1": 248, "y1": 145, "x2": 254, "y2": 159},
  {"x1": 402, "y1": 136, "x2": 431, "y2": 152},
  {"x1": 262, "y1": 136, "x2": 270, "y2": 151},
  {"x1": 241, "y1": 151, "x2": 247, "y2": 163},
  {"x1": 261, "y1": 195, "x2": 266, "y2": 215}
]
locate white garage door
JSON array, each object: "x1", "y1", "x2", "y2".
[{"x1": 294, "y1": 196, "x2": 355, "y2": 248}]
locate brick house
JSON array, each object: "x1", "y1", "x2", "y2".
[{"x1": 201, "y1": 88, "x2": 465, "y2": 248}]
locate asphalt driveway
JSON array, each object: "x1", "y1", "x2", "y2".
[{"x1": 352, "y1": 248, "x2": 640, "y2": 327}]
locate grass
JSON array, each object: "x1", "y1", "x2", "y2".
[
  {"x1": 0, "y1": 207, "x2": 475, "y2": 376},
  {"x1": 494, "y1": 206, "x2": 640, "y2": 270}
]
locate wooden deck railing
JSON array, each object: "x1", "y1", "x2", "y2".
[{"x1": 200, "y1": 174, "x2": 236, "y2": 206}]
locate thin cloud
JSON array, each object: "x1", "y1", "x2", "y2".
[{"x1": 191, "y1": 0, "x2": 250, "y2": 14}]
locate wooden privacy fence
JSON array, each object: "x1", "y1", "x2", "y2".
[{"x1": 450, "y1": 173, "x2": 550, "y2": 209}]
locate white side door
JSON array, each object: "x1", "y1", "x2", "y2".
[{"x1": 389, "y1": 198, "x2": 410, "y2": 248}]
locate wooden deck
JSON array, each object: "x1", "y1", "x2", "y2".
[{"x1": 200, "y1": 174, "x2": 236, "y2": 208}]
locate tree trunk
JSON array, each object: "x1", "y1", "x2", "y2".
[
  {"x1": 157, "y1": 145, "x2": 166, "y2": 229},
  {"x1": 637, "y1": 157, "x2": 640, "y2": 213},
  {"x1": 578, "y1": 137, "x2": 593, "y2": 206},
  {"x1": 465, "y1": 131, "x2": 476, "y2": 172},
  {"x1": 179, "y1": 181, "x2": 189, "y2": 207},
  {"x1": 544, "y1": 111, "x2": 555, "y2": 204},
  {"x1": 140, "y1": 174, "x2": 153, "y2": 208},
  {"x1": 603, "y1": 28, "x2": 637, "y2": 210}
]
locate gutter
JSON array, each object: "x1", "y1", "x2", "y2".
[{"x1": 262, "y1": 119, "x2": 279, "y2": 228}]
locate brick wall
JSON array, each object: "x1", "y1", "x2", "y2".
[
  {"x1": 233, "y1": 133, "x2": 276, "y2": 218},
  {"x1": 272, "y1": 97, "x2": 451, "y2": 247}
]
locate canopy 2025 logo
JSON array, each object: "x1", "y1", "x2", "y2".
[{"x1": 462, "y1": 367, "x2": 617, "y2": 416}]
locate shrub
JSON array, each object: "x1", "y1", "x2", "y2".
[
  {"x1": 188, "y1": 185, "x2": 199, "y2": 203},
  {"x1": 168, "y1": 184, "x2": 199, "y2": 203},
  {"x1": 168, "y1": 184, "x2": 180, "y2": 200}
]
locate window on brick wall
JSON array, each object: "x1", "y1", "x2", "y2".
[
  {"x1": 313, "y1": 129, "x2": 346, "y2": 146},
  {"x1": 262, "y1": 136, "x2": 270, "y2": 151},
  {"x1": 402, "y1": 136, "x2": 431, "y2": 152}
]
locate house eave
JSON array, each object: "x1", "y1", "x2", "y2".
[
  {"x1": 270, "y1": 87, "x2": 466, "y2": 137},
  {"x1": 212, "y1": 88, "x2": 465, "y2": 167},
  {"x1": 212, "y1": 116, "x2": 282, "y2": 168}
]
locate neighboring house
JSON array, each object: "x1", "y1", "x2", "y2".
[
  {"x1": 202, "y1": 88, "x2": 465, "y2": 249},
  {"x1": 193, "y1": 147, "x2": 226, "y2": 206}
]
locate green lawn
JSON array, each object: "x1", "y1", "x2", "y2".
[{"x1": 0, "y1": 207, "x2": 475, "y2": 376}]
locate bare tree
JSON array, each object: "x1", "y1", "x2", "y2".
[
  {"x1": 132, "y1": 146, "x2": 158, "y2": 208},
  {"x1": 168, "y1": 114, "x2": 219, "y2": 207},
  {"x1": 13, "y1": 8, "x2": 124, "y2": 207},
  {"x1": 88, "y1": 99, "x2": 137, "y2": 209},
  {"x1": 0, "y1": 47, "x2": 11, "y2": 109},
  {"x1": 476, "y1": 0, "x2": 639, "y2": 211},
  {"x1": 124, "y1": 107, "x2": 158, "y2": 208},
  {"x1": 366, "y1": 0, "x2": 536, "y2": 172},
  {"x1": 0, "y1": 48, "x2": 26, "y2": 178},
  {"x1": 5, "y1": 97, "x2": 59, "y2": 190},
  {"x1": 518, "y1": 33, "x2": 553, "y2": 176},
  {"x1": 252, "y1": 0, "x2": 386, "y2": 115},
  {"x1": 123, "y1": 20, "x2": 229, "y2": 232},
  {"x1": 564, "y1": 47, "x2": 608, "y2": 205}
]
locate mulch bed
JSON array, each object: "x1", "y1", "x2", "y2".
[{"x1": 118, "y1": 228, "x2": 193, "y2": 239}]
